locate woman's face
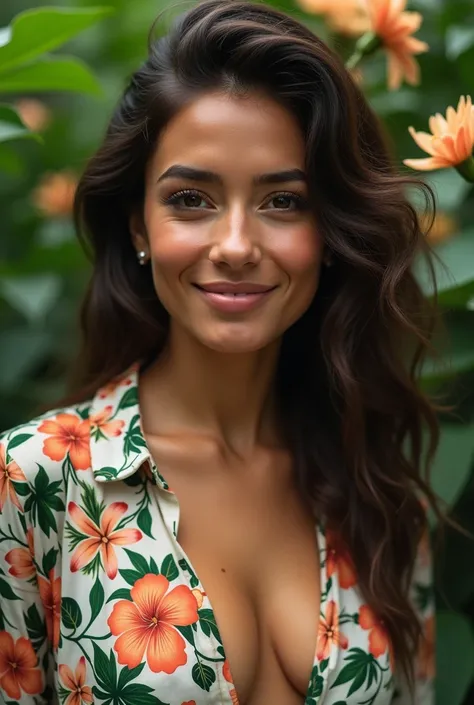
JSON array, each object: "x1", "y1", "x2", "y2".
[{"x1": 133, "y1": 90, "x2": 324, "y2": 353}]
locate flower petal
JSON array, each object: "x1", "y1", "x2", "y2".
[
  {"x1": 159, "y1": 585, "x2": 199, "y2": 627},
  {"x1": 68, "y1": 502, "x2": 101, "y2": 537},
  {"x1": 0, "y1": 670, "x2": 21, "y2": 700},
  {"x1": 109, "y1": 529, "x2": 142, "y2": 547},
  {"x1": 403, "y1": 156, "x2": 451, "y2": 171},
  {"x1": 14, "y1": 636, "x2": 38, "y2": 669},
  {"x1": 108, "y1": 600, "x2": 144, "y2": 635},
  {"x1": 101, "y1": 541, "x2": 118, "y2": 580},
  {"x1": 369, "y1": 625, "x2": 389, "y2": 657},
  {"x1": 70, "y1": 537, "x2": 101, "y2": 573},
  {"x1": 113, "y1": 626, "x2": 152, "y2": 669},
  {"x1": 75, "y1": 656, "x2": 87, "y2": 687},
  {"x1": 59, "y1": 663, "x2": 77, "y2": 690},
  {"x1": 42, "y1": 436, "x2": 69, "y2": 462},
  {"x1": 147, "y1": 622, "x2": 188, "y2": 674},
  {"x1": 131, "y1": 574, "x2": 169, "y2": 620},
  {"x1": 101, "y1": 502, "x2": 128, "y2": 535}
]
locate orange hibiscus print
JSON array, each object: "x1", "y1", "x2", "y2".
[
  {"x1": 59, "y1": 656, "x2": 93, "y2": 705},
  {"x1": 0, "y1": 632, "x2": 43, "y2": 699},
  {"x1": 0, "y1": 442, "x2": 27, "y2": 511},
  {"x1": 108, "y1": 573, "x2": 198, "y2": 673},
  {"x1": 68, "y1": 501, "x2": 142, "y2": 579},
  {"x1": 38, "y1": 413, "x2": 91, "y2": 470},
  {"x1": 359, "y1": 604, "x2": 392, "y2": 661},
  {"x1": 90, "y1": 405, "x2": 125, "y2": 439},
  {"x1": 223, "y1": 660, "x2": 239, "y2": 705},
  {"x1": 316, "y1": 600, "x2": 348, "y2": 661},
  {"x1": 326, "y1": 530, "x2": 357, "y2": 589},
  {"x1": 5, "y1": 527, "x2": 35, "y2": 579},
  {"x1": 38, "y1": 568, "x2": 61, "y2": 650}
]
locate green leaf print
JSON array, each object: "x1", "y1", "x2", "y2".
[
  {"x1": 120, "y1": 683, "x2": 169, "y2": 705},
  {"x1": 92, "y1": 644, "x2": 116, "y2": 692},
  {"x1": 117, "y1": 662, "x2": 145, "y2": 689},
  {"x1": 24, "y1": 603, "x2": 46, "y2": 650},
  {"x1": 94, "y1": 466, "x2": 120, "y2": 481},
  {"x1": 137, "y1": 506, "x2": 154, "y2": 538},
  {"x1": 107, "y1": 587, "x2": 131, "y2": 603},
  {"x1": 61, "y1": 597, "x2": 82, "y2": 631},
  {"x1": 307, "y1": 665, "x2": 324, "y2": 697},
  {"x1": 331, "y1": 648, "x2": 377, "y2": 698},
  {"x1": 24, "y1": 465, "x2": 65, "y2": 537},
  {"x1": 161, "y1": 554, "x2": 179, "y2": 581},
  {"x1": 149, "y1": 557, "x2": 160, "y2": 574},
  {"x1": 0, "y1": 577, "x2": 20, "y2": 600},
  {"x1": 117, "y1": 387, "x2": 139, "y2": 411},
  {"x1": 124, "y1": 548, "x2": 150, "y2": 576},
  {"x1": 198, "y1": 609, "x2": 222, "y2": 643},
  {"x1": 192, "y1": 661, "x2": 216, "y2": 691},
  {"x1": 11, "y1": 480, "x2": 30, "y2": 496},
  {"x1": 42, "y1": 547, "x2": 58, "y2": 576},
  {"x1": 7, "y1": 433, "x2": 33, "y2": 451},
  {"x1": 89, "y1": 576, "x2": 105, "y2": 622},
  {"x1": 176, "y1": 624, "x2": 196, "y2": 646},
  {"x1": 81, "y1": 483, "x2": 104, "y2": 526},
  {"x1": 119, "y1": 569, "x2": 145, "y2": 586},
  {"x1": 178, "y1": 557, "x2": 199, "y2": 588}
]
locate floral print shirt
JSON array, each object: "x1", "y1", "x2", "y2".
[{"x1": 0, "y1": 363, "x2": 434, "y2": 705}]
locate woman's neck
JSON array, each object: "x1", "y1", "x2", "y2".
[{"x1": 139, "y1": 323, "x2": 282, "y2": 455}]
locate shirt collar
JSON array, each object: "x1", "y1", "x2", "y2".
[{"x1": 90, "y1": 363, "x2": 158, "y2": 485}]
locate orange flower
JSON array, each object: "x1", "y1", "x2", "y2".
[
  {"x1": 68, "y1": 501, "x2": 142, "y2": 579},
  {"x1": 191, "y1": 588, "x2": 206, "y2": 610},
  {"x1": 38, "y1": 569, "x2": 61, "y2": 650},
  {"x1": 367, "y1": 0, "x2": 429, "y2": 91},
  {"x1": 108, "y1": 573, "x2": 198, "y2": 674},
  {"x1": 417, "y1": 614, "x2": 435, "y2": 680},
  {"x1": 98, "y1": 375, "x2": 133, "y2": 399},
  {"x1": 316, "y1": 600, "x2": 348, "y2": 661},
  {"x1": 297, "y1": 0, "x2": 370, "y2": 36},
  {"x1": 38, "y1": 413, "x2": 91, "y2": 471},
  {"x1": 59, "y1": 656, "x2": 93, "y2": 705},
  {"x1": 32, "y1": 170, "x2": 77, "y2": 217},
  {"x1": 15, "y1": 99, "x2": 51, "y2": 132},
  {"x1": 0, "y1": 442, "x2": 27, "y2": 511},
  {"x1": 404, "y1": 96, "x2": 474, "y2": 171},
  {"x1": 90, "y1": 405, "x2": 125, "y2": 439},
  {"x1": 359, "y1": 604, "x2": 391, "y2": 659},
  {"x1": 0, "y1": 633, "x2": 43, "y2": 699},
  {"x1": 326, "y1": 530, "x2": 357, "y2": 589},
  {"x1": 223, "y1": 660, "x2": 239, "y2": 705},
  {"x1": 5, "y1": 528, "x2": 35, "y2": 579}
]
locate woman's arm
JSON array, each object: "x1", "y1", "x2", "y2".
[{"x1": 391, "y1": 529, "x2": 435, "y2": 704}]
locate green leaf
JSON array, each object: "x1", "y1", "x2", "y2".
[
  {"x1": 118, "y1": 387, "x2": 139, "y2": 411},
  {"x1": 0, "y1": 577, "x2": 21, "y2": 600},
  {"x1": 0, "y1": 7, "x2": 114, "y2": 74},
  {"x1": 0, "y1": 57, "x2": 102, "y2": 95},
  {"x1": 117, "y1": 662, "x2": 145, "y2": 690},
  {"x1": 89, "y1": 577, "x2": 105, "y2": 622},
  {"x1": 0, "y1": 104, "x2": 39, "y2": 144},
  {"x1": 92, "y1": 643, "x2": 115, "y2": 692},
  {"x1": 446, "y1": 25, "x2": 474, "y2": 60},
  {"x1": 430, "y1": 422, "x2": 474, "y2": 510},
  {"x1": 120, "y1": 684, "x2": 169, "y2": 705},
  {"x1": 119, "y1": 569, "x2": 145, "y2": 586},
  {"x1": 107, "y1": 588, "x2": 132, "y2": 603},
  {"x1": 191, "y1": 661, "x2": 216, "y2": 691},
  {"x1": 11, "y1": 481, "x2": 30, "y2": 497},
  {"x1": 436, "y1": 611, "x2": 474, "y2": 705},
  {"x1": 415, "y1": 229, "x2": 474, "y2": 308},
  {"x1": 61, "y1": 597, "x2": 82, "y2": 631},
  {"x1": 160, "y1": 554, "x2": 179, "y2": 581},
  {"x1": 137, "y1": 507, "x2": 153, "y2": 539},
  {"x1": 175, "y1": 624, "x2": 195, "y2": 646},
  {"x1": 7, "y1": 432, "x2": 33, "y2": 451},
  {"x1": 24, "y1": 603, "x2": 46, "y2": 649},
  {"x1": 307, "y1": 665, "x2": 324, "y2": 697},
  {"x1": 124, "y1": 549, "x2": 150, "y2": 576},
  {"x1": 42, "y1": 547, "x2": 58, "y2": 576},
  {"x1": 198, "y1": 609, "x2": 221, "y2": 643},
  {"x1": 331, "y1": 649, "x2": 371, "y2": 690}
]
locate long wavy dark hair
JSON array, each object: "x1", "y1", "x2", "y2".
[{"x1": 69, "y1": 0, "x2": 444, "y2": 687}]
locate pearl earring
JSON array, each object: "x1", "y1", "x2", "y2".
[{"x1": 137, "y1": 250, "x2": 148, "y2": 265}]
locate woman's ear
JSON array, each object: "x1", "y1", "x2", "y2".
[{"x1": 129, "y1": 212, "x2": 149, "y2": 257}]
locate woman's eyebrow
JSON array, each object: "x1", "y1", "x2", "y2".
[{"x1": 157, "y1": 164, "x2": 307, "y2": 185}]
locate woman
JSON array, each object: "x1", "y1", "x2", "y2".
[{"x1": 0, "y1": 0, "x2": 440, "y2": 703}]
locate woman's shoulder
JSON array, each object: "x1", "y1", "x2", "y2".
[{"x1": 0, "y1": 399, "x2": 94, "y2": 492}]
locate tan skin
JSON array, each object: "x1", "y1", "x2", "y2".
[{"x1": 131, "y1": 90, "x2": 326, "y2": 704}]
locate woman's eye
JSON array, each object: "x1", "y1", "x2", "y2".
[
  {"x1": 164, "y1": 190, "x2": 209, "y2": 209},
  {"x1": 265, "y1": 193, "x2": 306, "y2": 211}
]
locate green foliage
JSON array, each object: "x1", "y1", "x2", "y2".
[{"x1": 0, "y1": 0, "x2": 473, "y2": 703}]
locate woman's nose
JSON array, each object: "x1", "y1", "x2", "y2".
[{"x1": 208, "y1": 211, "x2": 262, "y2": 269}]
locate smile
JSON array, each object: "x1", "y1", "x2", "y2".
[{"x1": 193, "y1": 283, "x2": 277, "y2": 313}]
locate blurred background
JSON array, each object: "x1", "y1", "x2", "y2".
[{"x1": 1, "y1": 0, "x2": 474, "y2": 702}]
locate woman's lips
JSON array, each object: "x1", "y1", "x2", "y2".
[{"x1": 193, "y1": 284, "x2": 276, "y2": 313}]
